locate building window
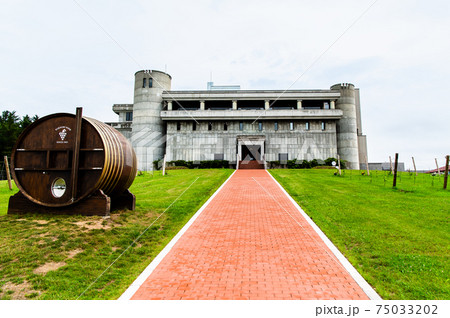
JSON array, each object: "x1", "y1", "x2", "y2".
[
  {"x1": 258, "y1": 122, "x2": 263, "y2": 131},
  {"x1": 125, "y1": 112, "x2": 133, "y2": 121},
  {"x1": 149, "y1": 78, "x2": 153, "y2": 88},
  {"x1": 289, "y1": 122, "x2": 294, "y2": 131},
  {"x1": 193, "y1": 121, "x2": 197, "y2": 131},
  {"x1": 208, "y1": 122, "x2": 213, "y2": 131},
  {"x1": 321, "y1": 121, "x2": 326, "y2": 130},
  {"x1": 305, "y1": 122, "x2": 310, "y2": 131},
  {"x1": 279, "y1": 153, "x2": 288, "y2": 164},
  {"x1": 224, "y1": 122, "x2": 228, "y2": 131},
  {"x1": 324, "y1": 102, "x2": 330, "y2": 109},
  {"x1": 274, "y1": 122, "x2": 278, "y2": 131},
  {"x1": 142, "y1": 78, "x2": 146, "y2": 88},
  {"x1": 177, "y1": 122, "x2": 181, "y2": 131},
  {"x1": 239, "y1": 122, "x2": 243, "y2": 131}
]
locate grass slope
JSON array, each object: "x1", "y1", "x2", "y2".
[
  {"x1": 0, "y1": 169, "x2": 233, "y2": 299},
  {"x1": 270, "y1": 169, "x2": 449, "y2": 300}
]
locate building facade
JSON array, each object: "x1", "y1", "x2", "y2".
[{"x1": 108, "y1": 70, "x2": 368, "y2": 171}]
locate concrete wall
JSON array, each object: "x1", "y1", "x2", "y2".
[
  {"x1": 131, "y1": 70, "x2": 171, "y2": 170},
  {"x1": 331, "y1": 83, "x2": 360, "y2": 170},
  {"x1": 358, "y1": 135, "x2": 368, "y2": 168},
  {"x1": 354, "y1": 89, "x2": 369, "y2": 169},
  {"x1": 165, "y1": 120, "x2": 338, "y2": 162}
]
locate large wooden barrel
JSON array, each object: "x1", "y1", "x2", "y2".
[{"x1": 11, "y1": 112, "x2": 137, "y2": 207}]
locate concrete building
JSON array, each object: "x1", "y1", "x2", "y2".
[{"x1": 108, "y1": 70, "x2": 368, "y2": 171}]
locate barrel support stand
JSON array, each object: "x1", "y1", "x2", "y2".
[
  {"x1": 7, "y1": 189, "x2": 134, "y2": 216},
  {"x1": 111, "y1": 189, "x2": 136, "y2": 211}
]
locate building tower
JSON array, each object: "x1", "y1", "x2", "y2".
[
  {"x1": 132, "y1": 70, "x2": 171, "y2": 171},
  {"x1": 331, "y1": 83, "x2": 360, "y2": 170}
]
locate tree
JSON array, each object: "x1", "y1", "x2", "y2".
[{"x1": 0, "y1": 110, "x2": 38, "y2": 157}]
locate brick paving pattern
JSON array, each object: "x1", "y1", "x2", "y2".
[{"x1": 131, "y1": 170, "x2": 369, "y2": 300}]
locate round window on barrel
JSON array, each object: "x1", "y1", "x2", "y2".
[{"x1": 51, "y1": 178, "x2": 66, "y2": 198}]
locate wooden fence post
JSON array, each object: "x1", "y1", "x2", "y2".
[
  {"x1": 4, "y1": 156, "x2": 12, "y2": 190},
  {"x1": 444, "y1": 155, "x2": 449, "y2": 190},
  {"x1": 435, "y1": 158, "x2": 441, "y2": 176},
  {"x1": 393, "y1": 153, "x2": 399, "y2": 187},
  {"x1": 389, "y1": 156, "x2": 394, "y2": 174},
  {"x1": 365, "y1": 155, "x2": 370, "y2": 176},
  {"x1": 337, "y1": 154, "x2": 342, "y2": 176},
  {"x1": 412, "y1": 157, "x2": 417, "y2": 176},
  {"x1": 162, "y1": 154, "x2": 167, "y2": 176}
]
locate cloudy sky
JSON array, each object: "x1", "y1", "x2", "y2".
[{"x1": 1, "y1": 0, "x2": 449, "y2": 170}]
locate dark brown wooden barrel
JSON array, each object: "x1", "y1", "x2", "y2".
[{"x1": 11, "y1": 113, "x2": 137, "y2": 207}]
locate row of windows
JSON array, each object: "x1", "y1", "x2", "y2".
[
  {"x1": 142, "y1": 78, "x2": 153, "y2": 88},
  {"x1": 208, "y1": 153, "x2": 293, "y2": 162},
  {"x1": 211, "y1": 153, "x2": 291, "y2": 161},
  {"x1": 175, "y1": 121, "x2": 327, "y2": 131},
  {"x1": 167, "y1": 99, "x2": 333, "y2": 110}
]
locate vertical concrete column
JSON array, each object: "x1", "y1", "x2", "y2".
[
  {"x1": 167, "y1": 101, "x2": 172, "y2": 111},
  {"x1": 132, "y1": 70, "x2": 171, "y2": 171},
  {"x1": 260, "y1": 140, "x2": 265, "y2": 163},
  {"x1": 200, "y1": 100, "x2": 205, "y2": 110},
  {"x1": 331, "y1": 83, "x2": 359, "y2": 170},
  {"x1": 232, "y1": 100, "x2": 237, "y2": 110},
  {"x1": 297, "y1": 100, "x2": 302, "y2": 109},
  {"x1": 265, "y1": 100, "x2": 270, "y2": 110},
  {"x1": 330, "y1": 100, "x2": 335, "y2": 109}
]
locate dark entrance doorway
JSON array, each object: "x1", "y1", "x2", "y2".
[{"x1": 242, "y1": 145, "x2": 261, "y2": 161}]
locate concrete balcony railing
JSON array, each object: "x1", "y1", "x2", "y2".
[{"x1": 160, "y1": 109, "x2": 343, "y2": 121}]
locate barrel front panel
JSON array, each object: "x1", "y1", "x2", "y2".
[{"x1": 12, "y1": 114, "x2": 104, "y2": 207}]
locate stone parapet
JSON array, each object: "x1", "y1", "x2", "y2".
[
  {"x1": 160, "y1": 109, "x2": 343, "y2": 121},
  {"x1": 162, "y1": 90, "x2": 340, "y2": 101}
]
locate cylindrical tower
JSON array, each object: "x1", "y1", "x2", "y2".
[
  {"x1": 132, "y1": 70, "x2": 171, "y2": 171},
  {"x1": 331, "y1": 83, "x2": 360, "y2": 170}
]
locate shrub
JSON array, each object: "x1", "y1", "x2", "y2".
[
  {"x1": 323, "y1": 157, "x2": 346, "y2": 169},
  {"x1": 270, "y1": 158, "x2": 347, "y2": 170},
  {"x1": 286, "y1": 160, "x2": 299, "y2": 169},
  {"x1": 165, "y1": 160, "x2": 229, "y2": 169},
  {"x1": 153, "y1": 159, "x2": 162, "y2": 170},
  {"x1": 166, "y1": 166, "x2": 188, "y2": 170},
  {"x1": 300, "y1": 160, "x2": 311, "y2": 169},
  {"x1": 199, "y1": 160, "x2": 229, "y2": 169},
  {"x1": 173, "y1": 160, "x2": 188, "y2": 167},
  {"x1": 313, "y1": 166, "x2": 336, "y2": 169},
  {"x1": 310, "y1": 159, "x2": 319, "y2": 168},
  {"x1": 324, "y1": 157, "x2": 337, "y2": 166}
]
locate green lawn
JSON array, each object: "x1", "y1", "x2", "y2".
[
  {"x1": 269, "y1": 169, "x2": 450, "y2": 300},
  {"x1": 0, "y1": 169, "x2": 233, "y2": 299},
  {"x1": 1, "y1": 168, "x2": 448, "y2": 300}
]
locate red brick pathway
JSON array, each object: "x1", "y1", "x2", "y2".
[{"x1": 130, "y1": 170, "x2": 370, "y2": 300}]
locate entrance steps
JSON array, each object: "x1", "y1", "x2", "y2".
[{"x1": 238, "y1": 160, "x2": 264, "y2": 169}]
